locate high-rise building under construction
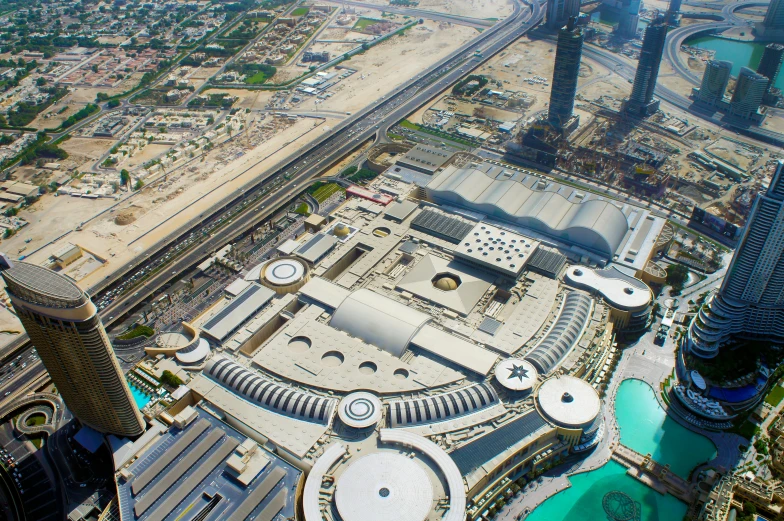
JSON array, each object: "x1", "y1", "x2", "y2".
[
  {"x1": 547, "y1": 17, "x2": 584, "y2": 130},
  {"x1": 624, "y1": 15, "x2": 668, "y2": 117}
]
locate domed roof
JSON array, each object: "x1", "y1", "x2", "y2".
[
  {"x1": 537, "y1": 375, "x2": 601, "y2": 428},
  {"x1": 334, "y1": 223, "x2": 351, "y2": 237},
  {"x1": 432, "y1": 273, "x2": 460, "y2": 291}
]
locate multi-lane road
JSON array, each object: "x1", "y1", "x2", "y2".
[{"x1": 0, "y1": 0, "x2": 546, "y2": 401}]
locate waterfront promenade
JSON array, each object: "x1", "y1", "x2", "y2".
[{"x1": 498, "y1": 314, "x2": 746, "y2": 520}]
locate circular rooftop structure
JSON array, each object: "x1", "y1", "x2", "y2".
[
  {"x1": 335, "y1": 452, "x2": 434, "y2": 521},
  {"x1": 537, "y1": 375, "x2": 601, "y2": 429},
  {"x1": 259, "y1": 257, "x2": 310, "y2": 294},
  {"x1": 333, "y1": 222, "x2": 351, "y2": 238},
  {"x1": 157, "y1": 332, "x2": 191, "y2": 349},
  {"x1": 3, "y1": 261, "x2": 85, "y2": 306},
  {"x1": 175, "y1": 338, "x2": 210, "y2": 365},
  {"x1": 432, "y1": 273, "x2": 460, "y2": 291},
  {"x1": 338, "y1": 392, "x2": 383, "y2": 429},
  {"x1": 494, "y1": 359, "x2": 538, "y2": 392}
]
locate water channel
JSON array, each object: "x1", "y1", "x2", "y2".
[{"x1": 686, "y1": 36, "x2": 784, "y2": 90}]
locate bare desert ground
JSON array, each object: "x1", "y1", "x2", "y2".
[
  {"x1": 9, "y1": 115, "x2": 338, "y2": 292},
  {"x1": 306, "y1": 20, "x2": 479, "y2": 113}
]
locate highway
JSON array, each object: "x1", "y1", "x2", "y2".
[
  {"x1": 0, "y1": 0, "x2": 546, "y2": 396},
  {"x1": 339, "y1": 0, "x2": 496, "y2": 28},
  {"x1": 576, "y1": 40, "x2": 784, "y2": 148},
  {"x1": 656, "y1": 0, "x2": 784, "y2": 146}
]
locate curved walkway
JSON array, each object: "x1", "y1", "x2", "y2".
[
  {"x1": 15, "y1": 405, "x2": 55, "y2": 436},
  {"x1": 303, "y1": 443, "x2": 346, "y2": 521},
  {"x1": 2, "y1": 393, "x2": 63, "y2": 437},
  {"x1": 665, "y1": 1, "x2": 769, "y2": 87}
]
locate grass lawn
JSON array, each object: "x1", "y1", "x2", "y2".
[
  {"x1": 734, "y1": 420, "x2": 760, "y2": 440},
  {"x1": 244, "y1": 71, "x2": 270, "y2": 84},
  {"x1": 353, "y1": 17, "x2": 381, "y2": 31},
  {"x1": 399, "y1": 119, "x2": 477, "y2": 147},
  {"x1": 295, "y1": 202, "x2": 310, "y2": 215},
  {"x1": 25, "y1": 413, "x2": 46, "y2": 427},
  {"x1": 117, "y1": 325, "x2": 155, "y2": 340},
  {"x1": 28, "y1": 435, "x2": 43, "y2": 449},
  {"x1": 311, "y1": 182, "x2": 343, "y2": 203},
  {"x1": 292, "y1": 7, "x2": 310, "y2": 16},
  {"x1": 766, "y1": 385, "x2": 784, "y2": 407}
]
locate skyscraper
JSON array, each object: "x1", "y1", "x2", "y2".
[
  {"x1": 547, "y1": 17, "x2": 584, "y2": 130},
  {"x1": 689, "y1": 160, "x2": 784, "y2": 358},
  {"x1": 546, "y1": 0, "x2": 580, "y2": 29},
  {"x1": 617, "y1": 0, "x2": 641, "y2": 39},
  {"x1": 729, "y1": 67, "x2": 768, "y2": 119},
  {"x1": 667, "y1": 0, "x2": 683, "y2": 21},
  {"x1": 758, "y1": 0, "x2": 784, "y2": 37},
  {"x1": 697, "y1": 60, "x2": 732, "y2": 106},
  {"x1": 624, "y1": 16, "x2": 668, "y2": 117},
  {"x1": 757, "y1": 43, "x2": 784, "y2": 96},
  {"x1": 0, "y1": 261, "x2": 145, "y2": 437}
]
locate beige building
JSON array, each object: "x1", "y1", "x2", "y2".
[{"x1": 1, "y1": 261, "x2": 145, "y2": 437}]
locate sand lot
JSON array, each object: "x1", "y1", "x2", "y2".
[
  {"x1": 213, "y1": 89, "x2": 277, "y2": 110},
  {"x1": 30, "y1": 99, "x2": 89, "y2": 131},
  {"x1": 13, "y1": 115, "x2": 337, "y2": 291},
  {"x1": 59, "y1": 137, "x2": 119, "y2": 171},
  {"x1": 345, "y1": 0, "x2": 513, "y2": 19},
  {"x1": 305, "y1": 21, "x2": 478, "y2": 113}
]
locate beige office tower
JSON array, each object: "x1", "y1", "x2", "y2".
[{"x1": 1, "y1": 262, "x2": 145, "y2": 437}]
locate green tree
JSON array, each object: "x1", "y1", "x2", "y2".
[
  {"x1": 666, "y1": 264, "x2": 689, "y2": 290},
  {"x1": 133, "y1": 179, "x2": 144, "y2": 191},
  {"x1": 120, "y1": 169, "x2": 130, "y2": 186},
  {"x1": 160, "y1": 370, "x2": 183, "y2": 387}
]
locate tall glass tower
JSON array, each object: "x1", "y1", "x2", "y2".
[
  {"x1": 547, "y1": 17, "x2": 584, "y2": 130},
  {"x1": 689, "y1": 160, "x2": 784, "y2": 358},
  {"x1": 697, "y1": 60, "x2": 732, "y2": 106},
  {"x1": 758, "y1": 0, "x2": 784, "y2": 37},
  {"x1": 1, "y1": 262, "x2": 145, "y2": 437},
  {"x1": 546, "y1": 0, "x2": 580, "y2": 29},
  {"x1": 729, "y1": 67, "x2": 768, "y2": 119},
  {"x1": 757, "y1": 43, "x2": 784, "y2": 95},
  {"x1": 624, "y1": 16, "x2": 668, "y2": 117}
]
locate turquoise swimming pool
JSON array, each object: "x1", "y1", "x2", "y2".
[
  {"x1": 525, "y1": 460, "x2": 688, "y2": 521},
  {"x1": 615, "y1": 379, "x2": 717, "y2": 478},
  {"x1": 129, "y1": 383, "x2": 153, "y2": 410}
]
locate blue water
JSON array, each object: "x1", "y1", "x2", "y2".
[
  {"x1": 527, "y1": 379, "x2": 717, "y2": 520},
  {"x1": 129, "y1": 384, "x2": 152, "y2": 410},
  {"x1": 615, "y1": 379, "x2": 717, "y2": 478},
  {"x1": 526, "y1": 460, "x2": 688, "y2": 521},
  {"x1": 687, "y1": 36, "x2": 784, "y2": 90},
  {"x1": 709, "y1": 374, "x2": 767, "y2": 403}
]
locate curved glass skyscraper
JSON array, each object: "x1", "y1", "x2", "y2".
[
  {"x1": 1, "y1": 262, "x2": 145, "y2": 437},
  {"x1": 689, "y1": 160, "x2": 784, "y2": 358}
]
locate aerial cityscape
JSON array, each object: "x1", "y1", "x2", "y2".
[{"x1": 0, "y1": 0, "x2": 780, "y2": 520}]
